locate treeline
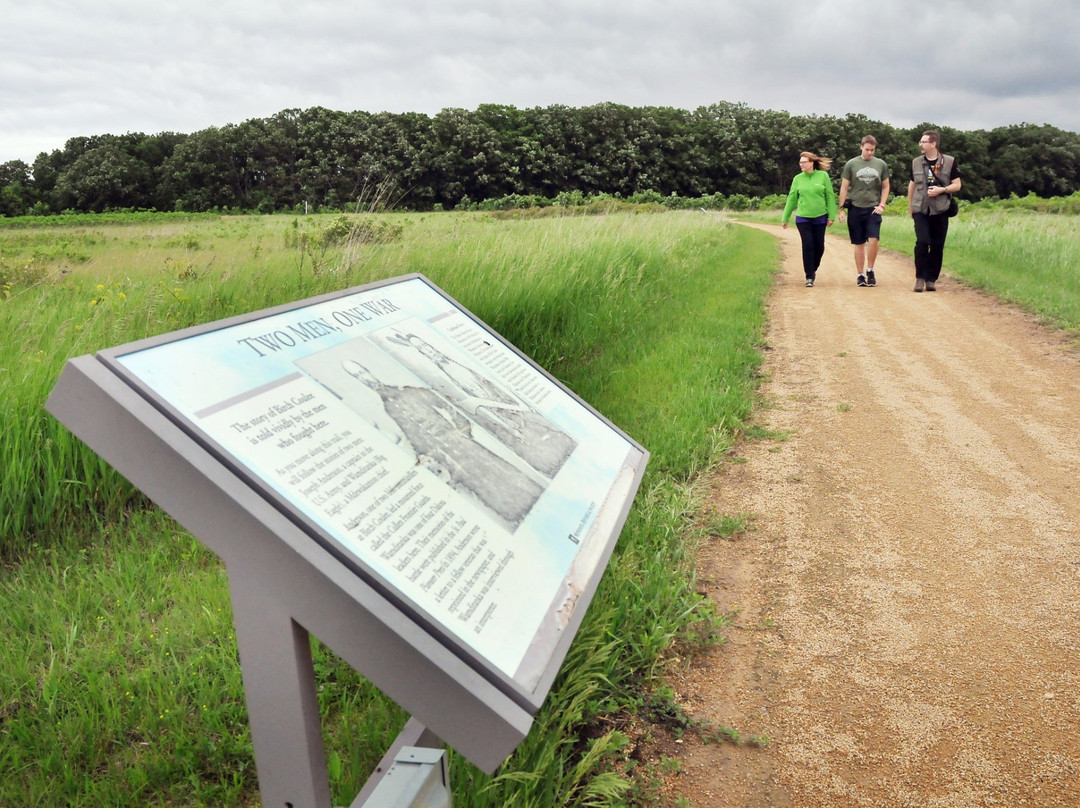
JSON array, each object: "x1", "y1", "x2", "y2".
[{"x1": 2, "y1": 102, "x2": 1080, "y2": 216}]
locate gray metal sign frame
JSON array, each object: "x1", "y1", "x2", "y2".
[{"x1": 46, "y1": 275, "x2": 648, "y2": 808}]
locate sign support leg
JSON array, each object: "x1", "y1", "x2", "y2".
[{"x1": 230, "y1": 569, "x2": 332, "y2": 808}]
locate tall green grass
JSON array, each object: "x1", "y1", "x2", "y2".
[
  {"x1": 880, "y1": 207, "x2": 1080, "y2": 331},
  {"x1": 0, "y1": 210, "x2": 777, "y2": 806},
  {"x1": 1, "y1": 512, "x2": 254, "y2": 806}
]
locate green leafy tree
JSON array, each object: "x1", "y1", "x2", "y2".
[
  {"x1": 231, "y1": 111, "x2": 303, "y2": 211},
  {"x1": 430, "y1": 106, "x2": 522, "y2": 205},
  {"x1": 293, "y1": 107, "x2": 384, "y2": 209},
  {"x1": 733, "y1": 106, "x2": 819, "y2": 195},
  {"x1": 161, "y1": 126, "x2": 246, "y2": 211},
  {"x1": 30, "y1": 137, "x2": 99, "y2": 213},
  {"x1": 569, "y1": 103, "x2": 659, "y2": 196},
  {"x1": 15, "y1": 103, "x2": 1080, "y2": 214},
  {"x1": 372, "y1": 111, "x2": 438, "y2": 208},
  {"x1": 520, "y1": 105, "x2": 581, "y2": 197},
  {"x1": 54, "y1": 143, "x2": 152, "y2": 212},
  {"x1": 136, "y1": 131, "x2": 189, "y2": 210},
  {"x1": 987, "y1": 124, "x2": 1080, "y2": 199},
  {"x1": 690, "y1": 102, "x2": 753, "y2": 196},
  {"x1": 0, "y1": 160, "x2": 34, "y2": 217}
]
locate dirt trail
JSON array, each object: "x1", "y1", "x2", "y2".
[{"x1": 655, "y1": 223, "x2": 1080, "y2": 807}]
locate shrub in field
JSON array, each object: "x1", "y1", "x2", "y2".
[
  {"x1": 975, "y1": 190, "x2": 1080, "y2": 215},
  {"x1": 478, "y1": 194, "x2": 552, "y2": 211},
  {"x1": 345, "y1": 215, "x2": 405, "y2": 245},
  {"x1": 0, "y1": 258, "x2": 52, "y2": 289},
  {"x1": 285, "y1": 214, "x2": 405, "y2": 275}
]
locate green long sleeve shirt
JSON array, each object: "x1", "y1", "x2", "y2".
[{"x1": 782, "y1": 170, "x2": 838, "y2": 223}]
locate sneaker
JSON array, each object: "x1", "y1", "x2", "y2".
[
  {"x1": 805, "y1": 277, "x2": 815, "y2": 287},
  {"x1": 914, "y1": 278, "x2": 925, "y2": 292},
  {"x1": 925, "y1": 281, "x2": 936, "y2": 291},
  {"x1": 857, "y1": 274, "x2": 867, "y2": 287},
  {"x1": 866, "y1": 269, "x2": 876, "y2": 287}
]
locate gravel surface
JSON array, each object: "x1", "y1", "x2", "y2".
[{"x1": 655, "y1": 223, "x2": 1080, "y2": 807}]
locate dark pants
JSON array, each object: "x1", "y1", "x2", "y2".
[
  {"x1": 796, "y1": 220, "x2": 827, "y2": 278},
  {"x1": 912, "y1": 212, "x2": 949, "y2": 281}
]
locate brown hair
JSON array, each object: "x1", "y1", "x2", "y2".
[
  {"x1": 861, "y1": 135, "x2": 877, "y2": 146},
  {"x1": 800, "y1": 151, "x2": 833, "y2": 172},
  {"x1": 921, "y1": 130, "x2": 940, "y2": 146}
]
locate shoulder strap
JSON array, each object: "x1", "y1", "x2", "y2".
[{"x1": 924, "y1": 155, "x2": 952, "y2": 184}]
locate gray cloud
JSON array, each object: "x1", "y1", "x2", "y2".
[{"x1": 2, "y1": 0, "x2": 1078, "y2": 164}]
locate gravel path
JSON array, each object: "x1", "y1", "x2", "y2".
[{"x1": 656, "y1": 222, "x2": 1080, "y2": 807}]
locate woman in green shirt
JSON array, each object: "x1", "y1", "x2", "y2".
[{"x1": 782, "y1": 152, "x2": 838, "y2": 287}]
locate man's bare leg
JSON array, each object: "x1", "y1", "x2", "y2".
[
  {"x1": 854, "y1": 243, "x2": 866, "y2": 275},
  {"x1": 866, "y1": 238, "x2": 880, "y2": 270}
]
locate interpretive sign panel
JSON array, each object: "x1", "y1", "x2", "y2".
[{"x1": 99, "y1": 274, "x2": 647, "y2": 706}]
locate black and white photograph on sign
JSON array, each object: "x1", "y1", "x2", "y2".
[
  {"x1": 375, "y1": 328, "x2": 578, "y2": 479},
  {"x1": 371, "y1": 322, "x2": 578, "y2": 478},
  {"x1": 296, "y1": 334, "x2": 562, "y2": 533},
  {"x1": 107, "y1": 276, "x2": 645, "y2": 691}
]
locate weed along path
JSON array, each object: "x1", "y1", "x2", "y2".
[{"x1": 654, "y1": 222, "x2": 1080, "y2": 806}]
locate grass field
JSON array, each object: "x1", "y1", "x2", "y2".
[
  {"x1": 879, "y1": 205, "x2": 1080, "y2": 331},
  {"x1": 0, "y1": 209, "x2": 778, "y2": 807}
]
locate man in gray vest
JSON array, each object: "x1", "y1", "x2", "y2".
[
  {"x1": 838, "y1": 135, "x2": 891, "y2": 287},
  {"x1": 907, "y1": 130, "x2": 962, "y2": 292}
]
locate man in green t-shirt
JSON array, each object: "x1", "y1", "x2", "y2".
[{"x1": 838, "y1": 135, "x2": 891, "y2": 287}]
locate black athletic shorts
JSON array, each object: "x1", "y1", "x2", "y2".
[{"x1": 847, "y1": 205, "x2": 882, "y2": 245}]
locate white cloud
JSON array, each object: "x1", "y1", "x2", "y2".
[{"x1": 1, "y1": 0, "x2": 1078, "y2": 164}]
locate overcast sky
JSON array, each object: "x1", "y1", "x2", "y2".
[{"x1": 3, "y1": 0, "x2": 1079, "y2": 165}]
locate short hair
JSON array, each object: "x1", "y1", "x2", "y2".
[
  {"x1": 921, "y1": 130, "x2": 940, "y2": 145},
  {"x1": 861, "y1": 135, "x2": 877, "y2": 146}
]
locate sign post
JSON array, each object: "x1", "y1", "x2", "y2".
[{"x1": 47, "y1": 275, "x2": 648, "y2": 807}]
